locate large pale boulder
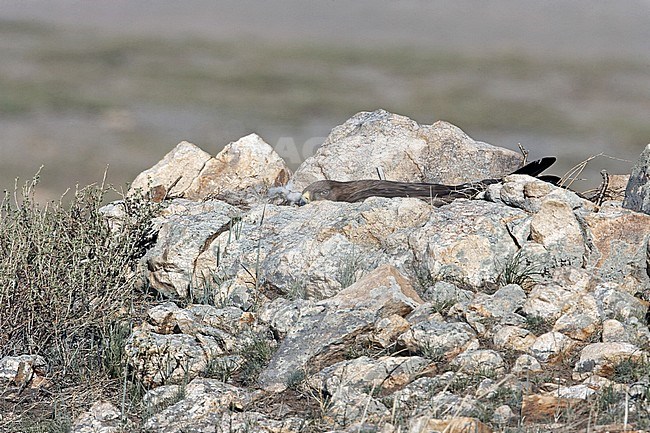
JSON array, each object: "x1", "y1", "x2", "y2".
[
  {"x1": 129, "y1": 135, "x2": 290, "y2": 206},
  {"x1": 257, "y1": 264, "x2": 422, "y2": 392},
  {"x1": 490, "y1": 174, "x2": 593, "y2": 214},
  {"x1": 522, "y1": 268, "x2": 595, "y2": 322},
  {"x1": 529, "y1": 199, "x2": 586, "y2": 268},
  {"x1": 306, "y1": 356, "x2": 432, "y2": 426},
  {"x1": 184, "y1": 133, "x2": 291, "y2": 205},
  {"x1": 141, "y1": 378, "x2": 307, "y2": 433},
  {"x1": 460, "y1": 284, "x2": 527, "y2": 334},
  {"x1": 126, "y1": 328, "x2": 216, "y2": 387},
  {"x1": 593, "y1": 282, "x2": 649, "y2": 324},
  {"x1": 493, "y1": 326, "x2": 536, "y2": 352},
  {"x1": 580, "y1": 206, "x2": 650, "y2": 291},
  {"x1": 390, "y1": 376, "x2": 481, "y2": 419},
  {"x1": 397, "y1": 319, "x2": 478, "y2": 361},
  {"x1": 258, "y1": 297, "x2": 314, "y2": 339},
  {"x1": 552, "y1": 293, "x2": 602, "y2": 341},
  {"x1": 487, "y1": 174, "x2": 594, "y2": 273},
  {"x1": 292, "y1": 110, "x2": 523, "y2": 190},
  {"x1": 410, "y1": 199, "x2": 526, "y2": 286},
  {"x1": 450, "y1": 349, "x2": 506, "y2": 375},
  {"x1": 143, "y1": 199, "x2": 240, "y2": 299},
  {"x1": 528, "y1": 331, "x2": 576, "y2": 363},
  {"x1": 573, "y1": 342, "x2": 647, "y2": 378},
  {"x1": 309, "y1": 355, "x2": 433, "y2": 396},
  {"x1": 129, "y1": 141, "x2": 211, "y2": 198}
]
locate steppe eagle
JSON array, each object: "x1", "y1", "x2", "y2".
[{"x1": 300, "y1": 157, "x2": 558, "y2": 205}]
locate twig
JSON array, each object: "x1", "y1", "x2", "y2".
[
  {"x1": 357, "y1": 382, "x2": 378, "y2": 432},
  {"x1": 560, "y1": 153, "x2": 603, "y2": 189},
  {"x1": 517, "y1": 144, "x2": 529, "y2": 165},
  {"x1": 165, "y1": 175, "x2": 183, "y2": 200},
  {"x1": 623, "y1": 392, "x2": 630, "y2": 432},
  {"x1": 594, "y1": 170, "x2": 610, "y2": 206}
]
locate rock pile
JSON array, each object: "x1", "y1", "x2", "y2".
[{"x1": 4, "y1": 110, "x2": 649, "y2": 432}]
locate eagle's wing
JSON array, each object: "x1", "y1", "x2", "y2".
[
  {"x1": 300, "y1": 157, "x2": 558, "y2": 204},
  {"x1": 334, "y1": 180, "x2": 490, "y2": 204}
]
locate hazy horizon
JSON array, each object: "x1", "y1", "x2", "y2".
[{"x1": 1, "y1": 1, "x2": 649, "y2": 199}]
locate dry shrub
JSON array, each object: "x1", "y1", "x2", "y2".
[{"x1": 0, "y1": 171, "x2": 158, "y2": 384}]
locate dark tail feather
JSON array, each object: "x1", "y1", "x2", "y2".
[
  {"x1": 537, "y1": 174, "x2": 562, "y2": 185},
  {"x1": 512, "y1": 157, "x2": 556, "y2": 177}
]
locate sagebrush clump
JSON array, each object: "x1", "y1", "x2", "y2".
[{"x1": 0, "y1": 172, "x2": 159, "y2": 426}]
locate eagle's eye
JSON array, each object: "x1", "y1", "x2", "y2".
[{"x1": 316, "y1": 189, "x2": 330, "y2": 198}]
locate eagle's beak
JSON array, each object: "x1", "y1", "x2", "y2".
[{"x1": 298, "y1": 191, "x2": 311, "y2": 206}]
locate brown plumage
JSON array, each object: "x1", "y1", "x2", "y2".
[{"x1": 300, "y1": 157, "x2": 558, "y2": 205}]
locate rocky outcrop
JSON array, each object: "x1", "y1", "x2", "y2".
[
  {"x1": 169, "y1": 196, "x2": 432, "y2": 302},
  {"x1": 46, "y1": 111, "x2": 650, "y2": 432},
  {"x1": 125, "y1": 302, "x2": 263, "y2": 387}
]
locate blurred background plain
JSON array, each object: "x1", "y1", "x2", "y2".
[{"x1": 1, "y1": 0, "x2": 650, "y2": 201}]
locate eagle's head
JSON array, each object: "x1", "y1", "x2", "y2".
[
  {"x1": 299, "y1": 179, "x2": 422, "y2": 204},
  {"x1": 300, "y1": 180, "x2": 340, "y2": 205}
]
